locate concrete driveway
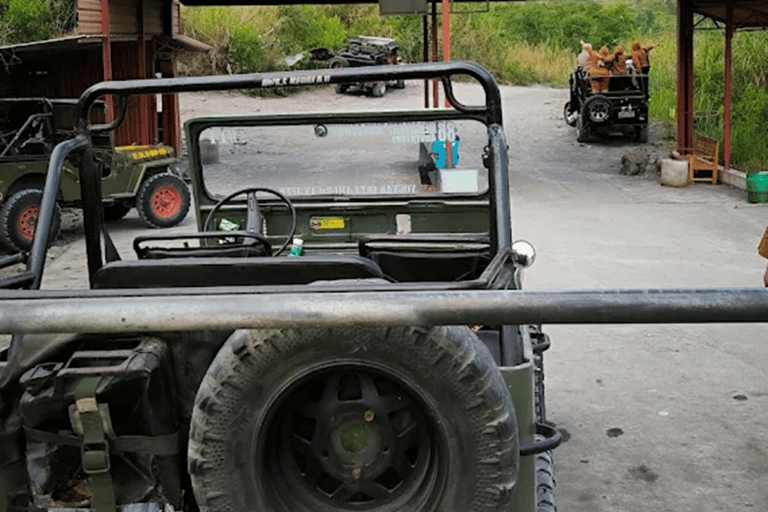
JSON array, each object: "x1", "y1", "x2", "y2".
[{"x1": 503, "y1": 86, "x2": 767, "y2": 512}]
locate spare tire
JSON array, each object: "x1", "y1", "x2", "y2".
[
  {"x1": 582, "y1": 94, "x2": 612, "y2": 124},
  {"x1": 188, "y1": 325, "x2": 518, "y2": 512}
]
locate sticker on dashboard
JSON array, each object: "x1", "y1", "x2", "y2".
[{"x1": 310, "y1": 217, "x2": 345, "y2": 230}]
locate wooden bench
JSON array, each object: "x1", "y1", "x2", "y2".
[{"x1": 685, "y1": 135, "x2": 719, "y2": 184}]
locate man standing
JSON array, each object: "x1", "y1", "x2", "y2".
[
  {"x1": 612, "y1": 45, "x2": 628, "y2": 75},
  {"x1": 577, "y1": 42, "x2": 591, "y2": 75},
  {"x1": 631, "y1": 41, "x2": 654, "y2": 97},
  {"x1": 583, "y1": 43, "x2": 613, "y2": 93}
]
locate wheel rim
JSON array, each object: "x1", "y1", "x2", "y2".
[
  {"x1": 263, "y1": 367, "x2": 440, "y2": 510},
  {"x1": 151, "y1": 185, "x2": 182, "y2": 219},
  {"x1": 589, "y1": 102, "x2": 610, "y2": 123},
  {"x1": 17, "y1": 204, "x2": 38, "y2": 241},
  {"x1": 565, "y1": 108, "x2": 578, "y2": 126}
]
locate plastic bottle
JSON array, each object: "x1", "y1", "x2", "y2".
[{"x1": 288, "y1": 237, "x2": 303, "y2": 257}]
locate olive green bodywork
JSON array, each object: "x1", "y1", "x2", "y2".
[
  {"x1": 0, "y1": 144, "x2": 176, "y2": 206},
  {"x1": 503, "y1": 330, "x2": 538, "y2": 512}
]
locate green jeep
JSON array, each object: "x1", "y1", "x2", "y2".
[
  {"x1": 0, "y1": 63, "x2": 561, "y2": 512},
  {"x1": 0, "y1": 62, "x2": 766, "y2": 512},
  {"x1": 0, "y1": 98, "x2": 190, "y2": 251}
]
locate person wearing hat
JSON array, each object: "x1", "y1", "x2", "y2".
[
  {"x1": 612, "y1": 45, "x2": 628, "y2": 75},
  {"x1": 759, "y1": 227, "x2": 768, "y2": 286},
  {"x1": 577, "y1": 41, "x2": 592, "y2": 75},
  {"x1": 631, "y1": 41, "x2": 654, "y2": 96},
  {"x1": 583, "y1": 43, "x2": 613, "y2": 93}
]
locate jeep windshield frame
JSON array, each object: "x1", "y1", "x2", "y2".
[{"x1": 0, "y1": 62, "x2": 511, "y2": 292}]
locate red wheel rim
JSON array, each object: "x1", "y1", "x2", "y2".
[
  {"x1": 17, "y1": 205, "x2": 38, "y2": 241},
  {"x1": 151, "y1": 185, "x2": 182, "y2": 219}
]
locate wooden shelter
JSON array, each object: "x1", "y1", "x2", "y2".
[
  {"x1": 679, "y1": 1, "x2": 768, "y2": 170},
  {"x1": 0, "y1": 0, "x2": 209, "y2": 154}
]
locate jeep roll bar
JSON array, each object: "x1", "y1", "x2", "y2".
[
  {"x1": 0, "y1": 62, "x2": 765, "y2": 332},
  {"x1": 0, "y1": 287, "x2": 766, "y2": 335},
  {"x1": 9, "y1": 62, "x2": 507, "y2": 290}
]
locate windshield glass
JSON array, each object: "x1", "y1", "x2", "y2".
[{"x1": 198, "y1": 118, "x2": 489, "y2": 199}]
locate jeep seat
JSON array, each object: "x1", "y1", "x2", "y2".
[
  {"x1": 359, "y1": 235, "x2": 491, "y2": 283},
  {"x1": 92, "y1": 255, "x2": 387, "y2": 289}
]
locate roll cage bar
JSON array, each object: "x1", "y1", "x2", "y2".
[
  {"x1": 0, "y1": 61, "x2": 765, "y2": 332},
  {"x1": 1, "y1": 61, "x2": 508, "y2": 291}
]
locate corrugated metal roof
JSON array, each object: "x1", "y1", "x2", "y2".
[
  {"x1": 0, "y1": 35, "x2": 104, "y2": 60},
  {"x1": 0, "y1": 33, "x2": 209, "y2": 61},
  {"x1": 693, "y1": 0, "x2": 768, "y2": 29}
]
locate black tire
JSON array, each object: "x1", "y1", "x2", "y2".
[
  {"x1": 393, "y1": 79, "x2": 406, "y2": 89},
  {"x1": 136, "y1": 173, "x2": 190, "y2": 228},
  {"x1": 189, "y1": 325, "x2": 518, "y2": 512},
  {"x1": 330, "y1": 57, "x2": 349, "y2": 94},
  {"x1": 371, "y1": 82, "x2": 386, "y2": 98},
  {"x1": 0, "y1": 189, "x2": 61, "y2": 252},
  {"x1": 563, "y1": 102, "x2": 578, "y2": 127},
  {"x1": 536, "y1": 451, "x2": 557, "y2": 512},
  {"x1": 103, "y1": 200, "x2": 132, "y2": 222},
  {"x1": 576, "y1": 115, "x2": 592, "y2": 143},
  {"x1": 582, "y1": 95, "x2": 612, "y2": 124}
]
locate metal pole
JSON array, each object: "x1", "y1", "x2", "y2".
[
  {"x1": 442, "y1": 0, "x2": 451, "y2": 108},
  {"x1": 423, "y1": 15, "x2": 429, "y2": 108},
  {"x1": 431, "y1": 0, "x2": 439, "y2": 108},
  {"x1": 0, "y1": 288, "x2": 765, "y2": 335},
  {"x1": 100, "y1": 0, "x2": 114, "y2": 121},
  {"x1": 723, "y1": 2, "x2": 734, "y2": 170},
  {"x1": 676, "y1": 0, "x2": 694, "y2": 152}
]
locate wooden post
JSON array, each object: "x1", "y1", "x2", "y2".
[{"x1": 100, "y1": 0, "x2": 114, "y2": 121}]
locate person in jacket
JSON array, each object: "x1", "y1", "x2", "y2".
[
  {"x1": 631, "y1": 41, "x2": 654, "y2": 96},
  {"x1": 577, "y1": 42, "x2": 591, "y2": 75},
  {"x1": 612, "y1": 45, "x2": 628, "y2": 75},
  {"x1": 630, "y1": 41, "x2": 654, "y2": 74},
  {"x1": 584, "y1": 43, "x2": 613, "y2": 93}
]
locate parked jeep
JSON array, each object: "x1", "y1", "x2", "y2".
[
  {"x1": 563, "y1": 69, "x2": 649, "y2": 143},
  {"x1": 328, "y1": 36, "x2": 405, "y2": 97},
  {"x1": 0, "y1": 98, "x2": 189, "y2": 251},
  {"x1": 0, "y1": 63, "x2": 559, "y2": 512}
]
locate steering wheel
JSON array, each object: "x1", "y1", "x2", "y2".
[{"x1": 203, "y1": 187, "x2": 297, "y2": 257}]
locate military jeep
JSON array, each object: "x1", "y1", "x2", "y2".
[
  {"x1": 0, "y1": 98, "x2": 189, "y2": 252},
  {"x1": 328, "y1": 36, "x2": 405, "y2": 97},
  {"x1": 563, "y1": 69, "x2": 649, "y2": 143},
  {"x1": 0, "y1": 63, "x2": 560, "y2": 512},
  {"x1": 0, "y1": 61, "x2": 767, "y2": 512}
]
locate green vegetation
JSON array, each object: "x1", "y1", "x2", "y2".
[
  {"x1": 0, "y1": 0, "x2": 76, "y2": 43},
  {"x1": 176, "y1": 1, "x2": 767, "y2": 167}
]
